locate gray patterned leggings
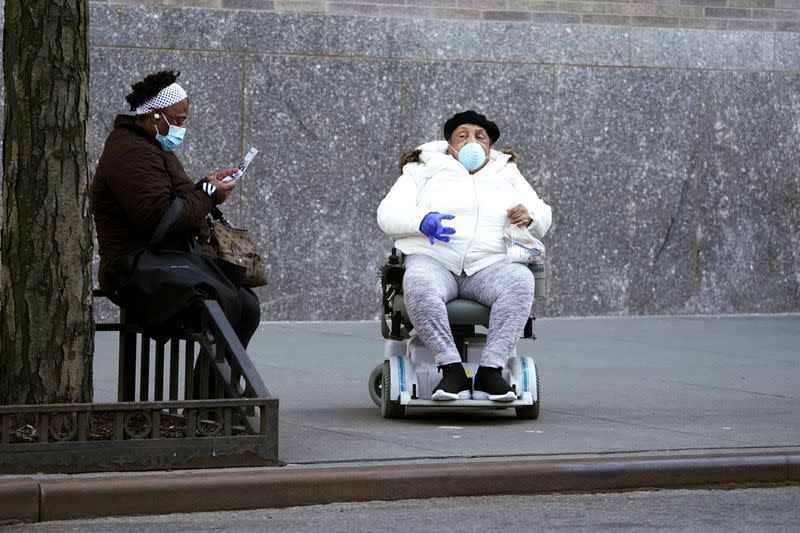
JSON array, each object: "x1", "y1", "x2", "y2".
[{"x1": 402, "y1": 254, "x2": 535, "y2": 368}]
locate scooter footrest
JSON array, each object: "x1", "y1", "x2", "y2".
[{"x1": 400, "y1": 398, "x2": 534, "y2": 408}]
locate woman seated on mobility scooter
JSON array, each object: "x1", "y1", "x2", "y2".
[{"x1": 377, "y1": 110, "x2": 552, "y2": 402}]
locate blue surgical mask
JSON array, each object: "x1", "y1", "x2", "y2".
[
  {"x1": 155, "y1": 115, "x2": 186, "y2": 152},
  {"x1": 452, "y1": 141, "x2": 486, "y2": 172}
]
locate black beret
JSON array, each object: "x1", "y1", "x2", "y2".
[{"x1": 443, "y1": 110, "x2": 500, "y2": 144}]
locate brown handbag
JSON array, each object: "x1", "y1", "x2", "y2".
[{"x1": 208, "y1": 216, "x2": 268, "y2": 288}]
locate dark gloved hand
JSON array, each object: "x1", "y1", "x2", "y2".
[{"x1": 419, "y1": 212, "x2": 456, "y2": 245}]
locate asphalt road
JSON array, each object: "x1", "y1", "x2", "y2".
[{"x1": 5, "y1": 485, "x2": 798, "y2": 532}]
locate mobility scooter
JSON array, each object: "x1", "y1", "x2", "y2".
[{"x1": 368, "y1": 248, "x2": 546, "y2": 419}]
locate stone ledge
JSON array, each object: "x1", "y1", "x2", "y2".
[{"x1": 86, "y1": 0, "x2": 800, "y2": 35}]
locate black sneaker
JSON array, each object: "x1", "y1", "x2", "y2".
[
  {"x1": 431, "y1": 362, "x2": 471, "y2": 401},
  {"x1": 473, "y1": 366, "x2": 516, "y2": 402}
]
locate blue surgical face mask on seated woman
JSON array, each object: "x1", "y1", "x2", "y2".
[
  {"x1": 450, "y1": 141, "x2": 486, "y2": 172},
  {"x1": 155, "y1": 114, "x2": 186, "y2": 152}
]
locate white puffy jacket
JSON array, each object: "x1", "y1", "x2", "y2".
[{"x1": 377, "y1": 140, "x2": 552, "y2": 276}]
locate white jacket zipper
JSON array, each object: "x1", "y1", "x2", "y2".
[{"x1": 460, "y1": 173, "x2": 481, "y2": 274}]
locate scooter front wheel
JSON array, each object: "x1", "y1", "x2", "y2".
[
  {"x1": 515, "y1": 363, "x2": 540, "y2": 420},
  {"x1": 381, "y1": 360, "x2": 405, "y2": 419}
]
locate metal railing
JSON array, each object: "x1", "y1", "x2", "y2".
[
  {"x1": 0, "y1": 399, "x2": 272, "y2": 443},
  {"x1": 102, "y1": 296, "x2": 272, "y2": 431},
  {"x1": 0, "y1": 294, "x2": 279, "y2": 473}
]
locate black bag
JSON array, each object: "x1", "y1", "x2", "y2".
[{"x1": 115, "y1": 199, "x2": 246, "y2": 330}]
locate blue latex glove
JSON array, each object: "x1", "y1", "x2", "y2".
[{"x1": 419, "y1": 212, "x2": 456, "y2": 245}]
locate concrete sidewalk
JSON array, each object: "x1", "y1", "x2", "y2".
[{"x1": 4, "y1": 314, "x2": 798, "y2": 523}]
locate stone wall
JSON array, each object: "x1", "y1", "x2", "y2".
[
  {"x1": 90, "y1": 0, "x2": 800, "y2": 33},
  {"x1": 2, "y1": 3, "x2": 799, "y2": 319}
]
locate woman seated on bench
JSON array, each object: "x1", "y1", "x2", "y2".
[
  {"x1": 377, "y1": 110, "x2": 552, "y2": 401},
  {"x1": 91, "y1": 70, "x2": 260, "y2": 348}
]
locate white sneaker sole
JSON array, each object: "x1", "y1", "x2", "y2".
[
  {"x1": 432, "y1": 389, "x2": 470, "y2": 401},
  {"x1": 472, "y1": 390, "x2": 517, "y2": 402}
]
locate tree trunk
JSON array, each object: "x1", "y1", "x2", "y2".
[{"x1": 0, "y1": 0, "x2": 93, "y2": 404}]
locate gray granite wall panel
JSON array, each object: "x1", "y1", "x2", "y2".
[
  {"x1": 695, "y1": 72, "x2": 800, "y2": 313},
  {"x1": 89, "y1": 4, "x2": 163, "y2": 48},
  {"x1": 324, "y1": 16, "x2": 481, "y2": 60},
  {"x1": 549, "y1": 67, "x2": 703, "y2": 316},
  {"x1": 241, "y1": 56, "x2": 401, "y2": 320},
  {"x1": 775, "y1": 33, "x2": 800, "y2": 70},
  {"x1": 631, "y1": 28, "x2": 774, "y2": 69},
  {"x1": 160, "y1": 7, "x2": 325, "y2": 54},
  {"x1": 482, "y1": 23, "x2": 629, "y2": 66}
]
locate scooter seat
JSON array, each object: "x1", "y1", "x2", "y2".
[{"x1": 392, "y1": 295, "x2": 490, "y2": 328}]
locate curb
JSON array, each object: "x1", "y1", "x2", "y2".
[{"x1": 3, "y1": 450, "x2": 799, "y2": 523}]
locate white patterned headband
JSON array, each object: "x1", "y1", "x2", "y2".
[{"x1": 135, "y1": 83, "x2": 187, "y2": 115}]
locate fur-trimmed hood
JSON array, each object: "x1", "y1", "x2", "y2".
[{"x1": 399, "y1": 141, "x2": 518, "y2": 171}]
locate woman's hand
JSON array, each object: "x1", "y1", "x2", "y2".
[
  {"x1": 205, "y1": 167, "x2": 238, "y2": 204},
  {"x1": 507, "y1": 204, "x2": 532, "y2": 227}
]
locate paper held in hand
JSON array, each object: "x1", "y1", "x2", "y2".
[{"x1": 222, "y1": 147, "x2": 259, "y2": 183}]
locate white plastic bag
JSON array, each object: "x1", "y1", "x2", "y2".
[{"x1": 503, "y1": 223, "x2": 545, "y2": 265}]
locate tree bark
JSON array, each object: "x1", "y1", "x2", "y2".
[{"x1": 0, "y1": 0, "x2": 93, "y2": 404}]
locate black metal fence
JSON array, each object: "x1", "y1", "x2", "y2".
[{"x1": 0, "y1": 296, "x2": 279, "y2": 473}]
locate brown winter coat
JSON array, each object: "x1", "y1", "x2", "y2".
[{"x1": 91, "y1": 114, "x2": 214, "y2": 295}]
